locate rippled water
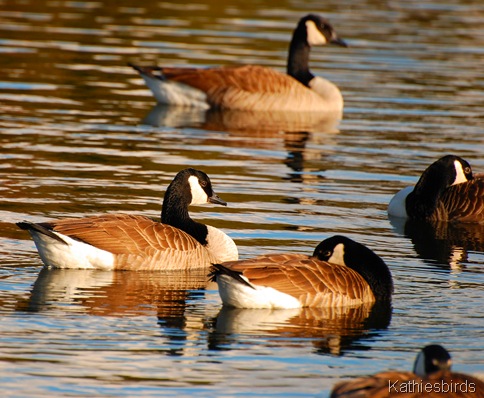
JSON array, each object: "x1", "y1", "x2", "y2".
[{"x1": 1, "y1": 0, "x2": 483, "y2": 396}]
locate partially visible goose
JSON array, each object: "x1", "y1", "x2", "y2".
[
  {"x1": 129, "y1": 14, "x2": 347, "y2": 112},
  {"x1": 388, "y1": 155, "x2": 484, "y2": 223},
  {"x1": 330, "y1": 344, "x2": 484, "y2": 398},
  {"x1": 209, "y1": 235, "x2": 392, "y2": 309},
  {"x1": 17, "y1": 168, "x2": 238, "y2": 271}
]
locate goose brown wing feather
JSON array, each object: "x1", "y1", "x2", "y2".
[
  {"x1": 330, "y1": 371, "x2": 416, "y2": 398},
  {"x1": 440, "y1": 178, "x2": 484, "y2": 222},
  {"x1": 161, "y1": 65, "x2": 300, "y2": 94},
  {"x1": 45, "y1": 214, "x2": 201, "y2": 255},
  {"x1": 331, "y1": 370, "x2": 484, "y2": 398},
  {"x1": 224, "y1": 254, "x2": 371, "y2": 301},
  {"x1": 160, "y1": 65, "x2": 324, "y2": 110}
]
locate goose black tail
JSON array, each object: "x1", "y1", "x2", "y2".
[
  {"x1": 16, "y1": 221, "x2": 67, "y2": 245},
  {"x1": 209, "y1": 264, "x2": 255, "y2": 289},
  {"x1": 127, "y1": 63, "x2": 165, "y2": 80}
]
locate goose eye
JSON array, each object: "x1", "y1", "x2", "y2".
[
  {"x1": 464, "y1": 166, "x2": 471, "y2": 175},
  {"x1": 200, "y1": 180, "x2": 207, "y2": 188},
  {"x1": 320, "y1": 250, "x2": 332, "y2": 259}
]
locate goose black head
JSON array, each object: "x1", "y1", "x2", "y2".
[
  {"x1": 413, "y1": 344, "x2": 452, "y2": 377},
  {"x1": 313, "y1": 235, "x2": 393, "y2": 301}
]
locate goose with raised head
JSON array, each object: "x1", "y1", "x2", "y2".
[
  {"x1": 129, "y1": 14, "x2": 347, "y2": 113},
  {"x1": 388, "y1": 155, "x2": 484, "y2": 223},
  {"x1": 17, "y1": 168, "x2": 238, "y2": 271},
  {"x1": 209, "y1": 235, "x2": 392, "y2": 309},
  {"x1": 330, "y1": 344, "x2": 484, "y2": 398}
]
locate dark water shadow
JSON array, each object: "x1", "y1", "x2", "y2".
[{"x1": 389, "y1": 216, "x2": 484, "y2": 270}]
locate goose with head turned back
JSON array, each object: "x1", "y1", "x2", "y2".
[
  {"x1": 330, "y1": 344, "x2": 484, "y2": 398},
  {"x1": 129, "y1": 14, "x2": 347, "y2": 113},
  {"x1": 209, "y1": 235, "x2": 392, "y2": 309},
  {"x1": 17, "y1": 168, "x2": 238, "y2": 271},
  {"x1": 388, "y1": 155, "x2": 484, "y2": 223}
]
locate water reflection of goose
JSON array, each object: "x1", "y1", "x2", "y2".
[
  {"x1": 389, "y1": 216, "x2": 484, "y2": 270},
  {"x1": 209, "y1": 301, "x2": 392, "y2": 356},
  {"x1": 330, "y1": 344, "x2": 484, "y2": 398},
  {"x1": 16, "y1": 267, "x2": 208, "y2": 317},
  {"x1": 16, "y1": 268, "x2": 215, "y2": 357},
  {"x1": 17, "y1": 168, "x2": 238, "y2": 271},
  {"x1": 129, "y1": 14, "x2": 347, "y2": 113},
  {"x1": 210, "y1": 236, "x2": 393, "y2": 309},
  {"x1": 388, "y1": 155, "x2": 484, "y2": 223},
  {"x1": 141, "y1": 104, "x2": 342, "y2": 134},
  {"x1": 141, "y1": 105, "x2": 341, "y2": 183}
]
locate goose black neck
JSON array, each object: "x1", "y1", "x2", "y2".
[
  {"x1": 161, "y1": 181, "x2": 209, "y2": 245},
  {"x1": 406, "y1": 166, "x2": 451, "y2": 219},
  {"x1": 350, "y1": 255, "x2": 394, "y2": 302},
  {"x1": 287, "y1": 30, "x2": 314, "y2": 87}
]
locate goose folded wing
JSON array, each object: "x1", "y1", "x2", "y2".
[
  {"x1": 442, "y1": 179, "x2": 484, "y2": 222},
  {"x1": 330, "y1": 371, "x2": 416, "y2": 398},
  {"x1": 45, "y1": 214, "x2": 201, "y2": 256},
  {"x1": 161, "y1": 65, "x2": 321, "y2": 110},
  {"x1": 162, "y1": 65, "x2": 299, "y2": 93},
  {"x1": 225, "y1": 254, "x2": 369, "y2": 300}
]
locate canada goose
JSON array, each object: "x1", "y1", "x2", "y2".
[
  {"x1": 388, "y1": 155, "x2": 484, "y2": 223},
  {"x1": 330, "y1": 344, "x2": 484, "y2": 398},
  {"x1": 17, "y1": 168, "x2": 238, "y2": 271},
  {"x1": 209, "y1": 235, "x2": 393, "y2": 309},
  {"x1": 129, "y1": 14, "x2": 347, "y2": 112}
]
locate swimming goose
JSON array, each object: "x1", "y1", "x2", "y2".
[
  {"x1": 388, "y1": 155, "x2": 484, "y2": 223},
  {"x1": 209, "y1": 235, "x2": 392, "y2": 309},
  {"x1": 17, "y1": 168, "x2": 238, "y2": 271},
  {"x1": 129, "y1": 14, "x2": 347, "y2": 112},
  {"x1": 330, "y1": 344, "x2": 484, "y2": 398}
]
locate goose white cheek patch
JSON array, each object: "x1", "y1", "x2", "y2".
[
  {"x1": 327, "y1": 243, "x2": 345, "y2": 266},
  {"x1": 305, "y1": 20, "x2": 327, "y2": 46},
  {"x1": 452, "y1": 160, "x2": 469, "y2": 185},
  {"x1": 188, "y1": 175, "x2": 209, "y2": 205}
]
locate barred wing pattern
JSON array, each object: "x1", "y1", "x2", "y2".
[
  {"x1": 44, "y1": 214, "x2": 216, "y2": 270},
  {"x1": 222, "y1": 253, "x2": 375, "y2": 307}
]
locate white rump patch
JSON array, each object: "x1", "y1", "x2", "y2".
[
  {"x1": 305, "y1": 20, "x2": 327, "y2": 46},
  {"x1": 29, "y1": 229, "x2": 115, "y2": 270},
  {"x1": 452, "y1": 160, "x2": 469, "y2": 185},
  {"x1": 188, "y1": 175, "x2": 209, "y2": 205},
  {"x1": 141, "y1": 75, "x2": 209, "y2": 109},
  {"x1": 388, "y1": 186, "x2": 413, "y2": 218},
  {"x1": 217, "y1": 274, "x2": 302, "y2": 309}
]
